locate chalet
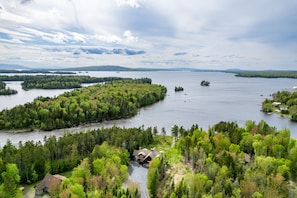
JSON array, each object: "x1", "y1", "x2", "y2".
[
  {"x1": 133, "y1": 148, "x2": 160, "y2": 164},
  {"x1": 272, "y1": 102, "x2": 281, "y2": 107},
  {"x1": 35, "y1": 173, "x2": 65, "y2": 196}
]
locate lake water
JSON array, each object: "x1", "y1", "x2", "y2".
[
  {"x1": 2, "y1": 71, "x2": 297, "y2": 198},
  {"x1": 1, "y1": 71, "x2": 297, "y2": 147}
]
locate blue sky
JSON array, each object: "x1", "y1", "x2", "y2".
[{"x1": 0, "y1": 0, "x2": 297, "y2": 70}]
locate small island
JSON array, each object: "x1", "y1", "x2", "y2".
[
  {"x1": 200, "y1": 80, "x2": 210, "y2": 86},
  {"x1": 0, "y1": 81, "x2": 17, "y2": 95},
  {"x1": 174, "y1": 86, "x2": 184, "y2": 92}
]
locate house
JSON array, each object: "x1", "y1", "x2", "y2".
[
  {"x1": 133, "y1": 148, "x2": 160, "y2": 164},
  {"x1": 272, "y1": 102, "x2": 281, "y2": 107},
  {"x1": 35, "y1": 173, "x2": 66, "y2": 196}
]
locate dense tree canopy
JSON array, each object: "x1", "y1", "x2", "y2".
[
  {"x1": 0, "y1": 125, "x2": 155, "y2": 186},
  {"x1": 1, "y1": 120, "x2": 297, "y2": 197},
  {"x1": 0, "y1": 78, "x2": 166, "y2": 131},
  {"x1": 148, "y1": 120, "x2": 297, "y2": 198},
  {"x1": 235, "y1": 71, "x2": 297, "y2": 79},
  {"x1": 0, "y1": 75, "x2": 129, "y2": 90}
]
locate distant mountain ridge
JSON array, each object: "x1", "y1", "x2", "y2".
[
  {"x1": 0, "y1": 64, "x2": 29, "y2": 70},
  {"x1": 61, "y1": 65, "x2": 165, "y2": 71},
  {"x1": 1, "y1": 63, "x2": 296, "y2": 73},
  {"x1": 63, "y1": 65, "x2": 135, "y2": 71},
  {"x1": 61, "y1": 65, "x2": 222, "y2": 72}
]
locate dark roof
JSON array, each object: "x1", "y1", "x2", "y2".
[
  {"x1": 133, "y1": 148, "x2": 160, "y2": 163},
  {"x1": 35, "y1": 173, "x2": 66, "y2": 192},
  {"x1": 35, "y1": 173, "x2": 52, "y2": 191}
]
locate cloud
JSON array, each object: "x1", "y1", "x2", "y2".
[
  {"x1": 21, "y1": 0, "x2": 33, "y2": 4},
  {"x1": 116, "y1": 0, "x2": 145, "y2": 8},
  {"x1": 174, "y1": 52, "x2": 187, "y2": 56},
  {"x1": 82, "y1": 48, "x2": 145, "y2": 55},
  {"x1": 46, "y1": 47, "x2": 145, "y2": 56},
  {"x1": 0, "y1": 0, "x2": 296, "y2": 70}
]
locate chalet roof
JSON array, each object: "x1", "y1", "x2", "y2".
[
  {"x1": 133, "y1": 148, "x2": 160, "y2": 163},
  {"x1": 35, "y1": 173, "x2": 52, "y2": 191},
  {"x1": 35, "y1": 173, "x2": 66, "y2": 192}
]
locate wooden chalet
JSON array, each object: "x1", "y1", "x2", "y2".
[
  {"x1": 133, "y1": 148, "x2": 160, "y2": 164},
  {"x1": 35, "y1": 173, "x2": 65, "y2": 196}
]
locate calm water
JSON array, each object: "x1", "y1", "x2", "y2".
[
  {"x1": 128, "y1": 161, "x2": 149, "y2": 198},
  {"x1": 1, "y1": 71, "x2": 297, "y2": 147}
]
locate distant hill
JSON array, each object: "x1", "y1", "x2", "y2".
[
  {"x1": 0, "y1": 64, "x2": 30, "y2": 70},
  {"x1": 61, "y1": 65, "x2": 130, "y2": 71},
  {"x1": 61, "y1": 65, "x2": 226, "y2": 72},
  {"x1": 61, "y1": 65, "x2": 165, "y2": 71}
]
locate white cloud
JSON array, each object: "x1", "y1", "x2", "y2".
[
  {"x1": 70, "y1": 32, "x2": 86, "y2": 43},
  {"x1": 0, "y1": 0, "x2": 296, "y2": 69},
  {"x1": 123, "y1": 30, "x2": 138, "y2": 43},
  {"x1": 0, "y1": 38, "x2": 24, "y2": 44},
  {"x1": 95, "y1": 33, "x2": 121, "y2": 44},
  {"x1": 115, "y1": 0, "x2": 145, "y2": 8},
  {"x1": 0, "y1": 7, "x2": 30, "y2": 24},
  {"x1": 41, "y1": 32, "x2": 69, "y2": 44}
]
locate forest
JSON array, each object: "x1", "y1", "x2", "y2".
[
  {"x1": 147, "y1": 120, "x2": 297, "y2": 198},
  {"x1": 0, "y1": 125, "x2": 156, "y2": 197},
  {"x1": 0, "y1": 81, "x2": 17, "y2": 95},
  {"x1": 0, "y1": 78, "x2": 166, "y2": 131},
  {"x1": 0, "y1": 75, "x2": 128, "y2": 90},
  {"x1": 262, "y1": 90, "x2": 297, "y2": 121},
  {"x1": 1, "y1": 120, "x2": 297, "y2": 197},
  {"x1": 235, "y1": 71, "x2": 297, "y2": 79}
]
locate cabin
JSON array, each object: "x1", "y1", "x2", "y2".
[
  {"x1": 133, "y1": 148, "x2": 160, "y2": 164},
  {"x1": 272, "y1": 102, "x2": 281, "y2": 107},
  {"x1": 35, "y1": 173, "x2": 66, "y2": 196}
]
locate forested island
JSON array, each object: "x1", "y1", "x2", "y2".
[
  {"x1": 0, "y1": 75, "x2": 126, "y2": 90},
  {"x1": 262, "y1": 90, "x2": 297, "y2": 122},
  {"x1": 235, "y1": 71, "x2": 297, "y2": 79},
  {"x1": 0, "y1": 78, "x2": 167, "y2": 131},
  {"x1": 200, "y1": 80, "x2": 210, "y2": 86},
  {"x1": 0, "y1": 81, "x2": 17, "y2": 95},
  {"x1": 174, "y1": 86, "x2": 184, "y2": 92}
]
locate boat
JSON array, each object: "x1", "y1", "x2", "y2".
[{"x1": 293, "y1": 86, "x2": 297, "y2": 90}]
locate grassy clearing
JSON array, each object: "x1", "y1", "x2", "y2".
[{"x1": 150, "y1": 135, "x2": 173, "y2": 151}]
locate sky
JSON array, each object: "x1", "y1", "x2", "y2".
[{"x1": 0, "y1": 0, "x2": 297, "y2": 70}]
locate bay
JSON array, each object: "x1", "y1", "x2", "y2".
[{"x1": 0, "y1": 71, "x2": 297, "y2": 148}]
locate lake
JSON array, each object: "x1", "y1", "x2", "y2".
[{"x1": 1, "y1": 71, "x2": 297, "y2": 147}]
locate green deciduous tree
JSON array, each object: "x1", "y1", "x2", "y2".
[{"x1": 0, "y1": 163, "x2": 21, "y2": 198}]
